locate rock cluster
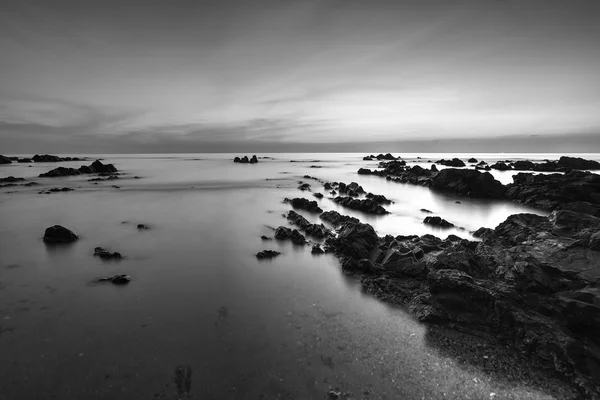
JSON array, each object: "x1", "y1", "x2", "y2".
[
  {"x1": 283, "y1": 197, "x2": 323, "y2": 213},
  {"x1": 286, "y1": 210, "x2": 332, "y2": 238},
  {"x1": 39, "y1": 160, "x2": 118, "y2": 178},
  {"x1": 363, "y1": 153, "x2": 397, "y2": 161},
  {"x1": 233, "y1": 155, "x2": 258, "y2": 164},
  {"x1": 435, "y1": 158, "x2": 466, "y2": 167},
  {"x1": 93, "y1": 247, "x2": 123, "y2": 259}
]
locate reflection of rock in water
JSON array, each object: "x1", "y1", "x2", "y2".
[{"x1": 174, "y1": 365, "x2": 192, "y2": 399}]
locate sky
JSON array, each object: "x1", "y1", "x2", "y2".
[{"x1": 1, "y1": 0, "x2": 599, "y2": 153}]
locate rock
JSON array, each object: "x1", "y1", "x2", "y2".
[
  {"x1": 43, "y1": 225, "x2": 78, "y2": 244},
  {"x1": 250, "y1": 155, "x2": 258, "y2": 164},
  {"x1": 0, "y1": 155, "x2": 12, "y2": 164},
  {"x1": 365, "y1": 192, "x2": 391, "y2": 204},
  {"x1": 311, "y1": 244, "x2": 325, "y2": 254},
  {"x1": 490, "y1": 161, "x2": 512, "y2": 171},
  {"x1": 511, "y1": 160, "x2": 536, "y2": 171},
  {"x1": 298, "y1": 183, "x2": 311, "y2": 191},
  {"x1": 435, "y1": 158, "x2": 465, "y2": 167},
  {"x1": 431, "y1": 164, "x2": 438, "y2": 172},
  {"x1": 274, "y1": 226, "x2": 307, "y2": 245},
  {"x1": 286, "y1": 210, "x2": 332, "y2": 238},
  {"x1": 313, "y1": 193, "x2": 324, "y2": 199},
  {"x1": 319, "y1": 210, "x2": 360, "y2": 227},
  {"x1": 93, "y1": 247, "x2": 122, "y2": 259},
  {"x1": 137, "y1": 224, "x2": 150, "y2": 230},
  {"x1": 260, "y1": 235, "x2": 272, "y2": 240},
  {"x1": 32, "y1": 154, "x2": 62, "y2": 162},
  {"x1": 357, "y1": 167, "x2": 372, "y2": 175},
  {"x1": 233, "y1": 157, "x2": 241, "y2": 163},
  {"x1": 39, "y1": 167, "x2": 81, "y2": 178},
  {"x1": 47, "y1": 187, "x2": 73, "y2": 193},
  {"x1": 420, "y1": 208, "x2": 433, "y2": 213},
  {"x1": 423, "y1": 216, "x2": 454, "y2": 228},
  {"x1": 333, "y1": 196, "x2": 389, "y2": 214},
  {"x1": 256, "y1": 250, "x2": 281, "y2": 259},
  {"x1": 381, "y1": 247, "x2": 426, "y2": 276},
  {"x1": 472, "y1": 227, "x2": 494, "y2": 239},
  {"x1": 86, "y1": 160, "x2": 117, "y2": 174},
  {"x1": 0, "y1": 176, "x2": 25, "y2": 183},
  {"x1": 557, "y1": 156, "x2": 600, "y2": 170},
  {"x1": 325, "y1": 222, "x2": 378, "y2": 260},
  {"x1": 468, "y1": 158, "x2": 478, "y2": 163},
  {"x1": 284, "y1": 197, "x2": 323, "y2": 213},
  {"x1": 430, "y1": 169, "x2": 506, "y2": 198},
  {"x1": 233, "y1": 155, "x2": 258, "y2": 164},
  {"x1": 96, "y1": 274, "x2": 131, "y2": 285},
  {"x1": 17, "y1": 158, "x2": 32, "y2": 163}
]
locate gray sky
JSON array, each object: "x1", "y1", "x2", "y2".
[{"x1": 1, "y1": 0, "x2": 599, "y2": 153}]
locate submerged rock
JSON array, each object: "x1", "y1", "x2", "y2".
[
  {"x1": 0, "y1": 176, "x2": 25, "y2": 183},
  {"x1": 284, "y1": 197, "x2": 323, "y2": 213},
  {"x1": 274, "y1": 226, "x2": 307, "y2": 245},
  {"x1": 96, "y1": 274, "x2": 131, "y2": 285},
  {"x1": 435, "y1": 158, "x2": 465, "y2": 167},
  {"x1": 256, "y1": 250, "x2": 281, "y2": 259},
  {"x1": 39, "y1": 160, "x2": 118, "y2": 178},
  {"x1": 43, "y1": 225, "x2": 78, "y2": 244},
  {"x1": 423, "y1": 216, "x2": 454, "y2": 228},
  {"x1": 233, "y1": 155, "x2": 258, "y2": 164},
  {"x1": 490, "y1": 161, "x2": 512, "y2": 171},
  {"x1": 93, "y1": 247, "x2": 122, "y2": 259},
  {"x1": 39, "y1": 167, "x2": 81, "y2": 178},
  {"x1": 32, "y1": 154, "x2": 62, "y2": 162},
  {"x1": 333, "y1": 196, "x2": 389, "y2": 215}
]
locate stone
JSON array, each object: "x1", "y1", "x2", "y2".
[
  {"x1": 93, "y1": 247, "x2": 122, "y2": 259},
  {"x1": 256, "y1": 250, "x2": 281, "y2": 259},
  {"x1": 423, "y1": 216, "x2": 454, "y2": 228},
  {"x1": 43, "y1": 225, "x2": 78, "y2": 244}
]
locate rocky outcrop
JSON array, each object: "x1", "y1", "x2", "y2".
[
  {"x1": 0, "y1": 176, "x2": 25, "y2": 183},
  {"x1": 93, "y1": 247, "x2": 122, "y2": 259},
  {"x1": 323, "y1": 211, "x2": 600, "y2": 396},
  {"x1": 511, "y1": 160, "x2": 536, "y2": 171},
  {"x1": 557, "y1": 156, "x2": 600, "y2": 170},
  {"x1": 423, "y1": 216, "x2": 454, "y2": 228},
  {"x1": 286, "y1": 210, "x2": 333, "y2": 238},
  {"x1": 0, "y1": 155, "x2": 12, "y2": 164},
  {"x1": 363, "y1": 153, "x2": 397, "y2": 161},
  {"x1": 256, "y1": 250, "x2": 281, "y2": 259},
  {"x1": 39, "y1": 160, "x2": 118, "y2": 178},
  {"x1": 429, "y1": 169, "x2": 506, "y2": 198},
  {"x1": 43, "y1": 225, "x2": 78, "y2": 244},
  {"x1": 95, "y1": 274, "x2": 131, "y2": 285},
  {"x1": 233, "y1": 155, "x2": 258, "y2": 164},
  {"x1": 490, "y1": 161, "x2": 512, "y2": 171},
  {"x1": 435, "y1": 158, "x2": 465, "y2": 167},
  {"x1": 319, "y1": 210, "x2": 360, "y2": 227},
  {"x1": 274, "y1": 226, "x2": 307, "y2": 245},
  {"x1": 32, "y1": 154, "x2": 62, "y2": 162},
  {"x1": 284, "y1": 197, "x2": 323, "y2": 213},
  {"x1": 298, "y1": 183, "x2": 311, "y2": 191},
  {"x1": 365, "y1": 192, "x2": 391, "y2": 204},
  {"x1": 333, "y1": 196, "x2": 389, "y2": 215}
]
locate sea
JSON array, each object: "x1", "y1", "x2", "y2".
[{"x1": 1, "y1": 152, "x2": 598, "y2": 399}]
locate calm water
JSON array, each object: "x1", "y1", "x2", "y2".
[{"x1": 1, "y1": 153, "x2": 597, "y2": 399}]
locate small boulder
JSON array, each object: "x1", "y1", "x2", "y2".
[
  {"x1": 256, "y1": 250, "x2": 281, "y2": 259},
  {"x1": 423, "y1": 216, "x2": 454, "y2": 228},
  {"x1": 43, "y1": 225, "x2": 78, "y2": 244},
  {"x1": 93, "y1": 247, "x2": 122, "y2": 259},
  {"x1": 96, "y1": 274, "x2": 131, "y2": 285}
]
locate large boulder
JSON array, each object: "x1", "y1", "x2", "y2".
[
  {"x1": 557, "y1": 156, "x2": 600, "y2": 170},
  {"x1": 43, "y1": 225, "x2": 78, "y2": 244},
  {"x1": 429, "y1": 168, "x2": 506, "y2": 198}
]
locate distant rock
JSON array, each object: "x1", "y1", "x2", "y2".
[
  {"x1": 39, "y1": 167, "x2": 81, "y2": 178},
  {"x1": 43, "y1": 225, "x2": 78, "y2": 244},
  {"x1": 93, "y1": 247, "x2": 122, "y2": 259},
  {"x1": 0, "y1": 176, "x2": 25, "y2": 183},
  {"x1": 511, "y1": 160, "x2": 536, "y2": 171},
  {"x1": 435, "y1": 158, "x2": 465, "y2": 167},
  {"x1": 430, "y1": 169, "x2": 505, "y2": 198},
  {"x1": 260, "y1": 235, "x2": 272, "y2": 240},
  {"x1": 490, "y1": 161, "x2": 511, "y2": 171},
  {"x1": 298, "y1": 183, "x2": 311, "y2": 191},
  {"x1": 17, "y1": 158, "x2": 32, "y2": 163},
  {"x1": 256, "y1": 250, "x2": 281, "y2": 259},
  {"x1": 233, "y1": 155, "x2": 258, "y2": 164},
  {"x1": 423, "y1": 216, "x2": 454, "y2": 228},
  {"x1": 137, "y1": 224, "x2": 150, "y2": 230},
  {"x1": 319, "y1": 210, "x2": 360, "y2": 227},
  {"x1": 313, "y1": 192, "x2": 324, "y2": 199},
  {"x1": 363, "y1": 153, "x2": 397, "y2": 161},
  {"x1": 467, "y1": 158, "x2": 478, "y2": 163},
  {"x1": 557, "y1": 156, "x2": 600, "y2": 170},
  {"x1": 32, "y1": 154, "x2": 62, "y2": 162},
  {"x1": 0, "y1": 155, "x2": 12, "y2": 164},
  {"x1": 39, "y1": 160, "x2": 118, "y2": 178},
  {"x1": 95, "y1": 274, "x2": 131, "y2": 285}
]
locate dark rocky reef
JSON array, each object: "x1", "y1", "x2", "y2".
[
  {"x1": 43, "y1": 225, "x2": 78, "y2": 244},
  {"x1": 319, "y1": 210, "x2": 360, "y2": 227},
  {"x1": 256, "y1": 250, "x2": 281, "y2": 259},
  {"x1": 435, "y1": 158, "x2": 465, "y2": 167},
  {"x1": 490, "y1": 161, "x2": 512, "y2": 171},
  {"x1": 39, "y1": 160, "x2": 118, "y2": 178},
  {"x1": 365, "y1": 192, "x2": 391, "y2": 204},
  {"x1": 430, "y1": 168, "x2": 506, "y2": 198},
  {"x1": 93, "y1": 247, "x2": 122, "y2": 259},
  {"x1": 333, "y1": 196, "x2": 389, "y2": 215},
  {"x1": 286, "y1": 210, "x2": 333, "y2": 238},
  {"x1": 95, "y1": 274, "x2": 131, "y2": 285},
  {"x1": 363, "y1": 153, "x2": 397, "y2": 161},
  {"x1": 274, "y1": 226, "x2": 307, "y2": 245},
  {"x1": 323, "y1": 211, "x2": 600, "y2": 396},
  {"x1": 297, "y1": 183, "x2": 311, "y2": 191},
  {"x1": 423, "y1": 216, "x2": 454, "y2": 228},
  {"x1": 233, "y1": 155, "x2": 258, "y2": 164},
  {"x1": 0, "y1": 155, "x2": 12, "y2": 164},
  {"x1": 0, "y1": 176, "x2": 25, "y2": 183},
  {"x1": 323, "y1": 181, "x2": 365, "y2": 197},
  {"x1": 283, "y1": 197, "x2": 323, "y2": 213}
]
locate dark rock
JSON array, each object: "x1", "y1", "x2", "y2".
[
  {"x1": 435, "y1": 158, "x2": 465, "y2": 167},
  {"x1": 313, "y1": 193, "x2": 324, "y2": 199},
  {"x1": 311, "y1": 244, "x2": 325, "y2": 254},
  {"x1": 467, "y1": 158, "x2": 478, "y2": 163},
  {"x1": 472, "y1": 227, "x2": 493, "y2": 239},
  {"x1": 86, "y1": 160, "x2": 118, "y2": 174},
  {"x1": 0, "y1": 176, "x2": 25, "y2": 183},
  {"x1": 250, "y1": 155, "x2": 258, "y2": 164},
  {"x1": 320, "y1": 210, "x2": 360, "y2": 227},
  {"x1": 557, "y1": 156, "x2": 600, "y2": 170},
  {"x1": 511, "y1": 160, "x2": 536, "y2": 171},
  {"x1": 430, "y1": 169, "x2": 506, "y2": 198},
  {"x1": 365, "y1": 192, "x2": 391, "y2": 204},
  {"x1": 286, "y1": 210, "x2": 332, "y2": 238},
  {"x1": 333, "y1": 196, "x2": 389, "y2": 214},
  {"x1": 490, "y1": 161, "x2": 512, "y2": 171},
  {"x1": 274, "y1": 226, "x2": 307, "y2": 245},
  {"x1": 423, "y1": 216, "x2": 454, "y2": 228},
  {"x1": 47, "y1": 187, "x2": 73, "y2": 193},
  {"x1": 325, "y1": 221, "x2": 378, "y2": 260},
  {"x1": 431, "y1": 164, "x2": 438, "y2": 172},
  {"x1": 17, "y1": 158, "x2": 32, "y2": 163},
  {"x1": 93, "y1": 247, "x2": 122, "y2": 259},
  {"x1": 96, "y1": 274, "x2": 131, "y2": 285},
  {"x1": 137, "y1": 224, "x2": 150, "y2": 230},
  {"x1": 0, "y1": 155, "x2": 12, "y2": 164},
  {"x1": 32, "y1": 154, "x2": 62, "y2": 162},
  {"x1": 357, "y1": 167, "x2": 372, "y2": 175},
  {"x1": 420, "y1": 208, "x2": 433, "y2": 213},
  {"x1": 233, "y1": 157, "x2": 241, "y2": 163},
  {"x1": 43, "y1": 225, "x2": 78, "y2": 244},
  {"x1": 260, "y1": 235, "x2": 272, "y2": 240},
  {"x1": 284, "y1": 197, "x2": 323, "y2": 213},
  {"x1": 256, "y1": 250, "x2": 280, "y2": 259},
  {"x1": 39, "y1": 167, "x2": 81, "y2": 178},
  {"x1": 298, "y1": 183, "x2": 311, "y2": 191}
]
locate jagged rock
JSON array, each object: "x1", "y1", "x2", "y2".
[
  {"x1": 511, "y1": 160, "x2": 536, "y2": 171},
  {"x1": 423, "y1": 216, "x2": 454, "y2": 228},
  {"x1": 93, "y1": 247, "x2": 122, "y2": 259},
  {"x1": 435, "y1": 158, "x2": 465, "y2": 167},
  {"x1": 325, "y1": 221, "x2": 378, "y2": 260},
  {"x1": 319, "y1": 210, "x2": 360, "y2": 227},
  {"x1": 96, "y1": 274, "x2": 131, "y2": 285},
  {"x1": 256, "y1": 250, "x2": 281, "y2": 259},
  {"x1": 298, "y1": 183, "x2": 311, "y2": 191},
  {"x1": 284, "y1": 197, "x2": 323, "y2": 213},
  {"x1": 490, "y1": 161, "x2": 512, "y2": 171},
  {"x1": 365, "y1": 193, "x2": 391, "y2": 204},
  {"x1": 286, "y1": 210, "x2": 332, "y2": 238},
  {"x1": 430, "y1": 169, "x2": 505, "y2": 198},
  {"x1": 333, "y1": 196, "x2": 388, "y2": 214},
  {"x1": 313, "y1": 193, "x2": 323, "y2": 199},
  {"x1": 274, "y1": 226, "x2": 307, "y2": 245},
  {"x1": 43, "y1": 225, "x2": 78, "y2": 244},
  {"x1": 39, "y1": 167, "x2": 81, "y2": 178}
]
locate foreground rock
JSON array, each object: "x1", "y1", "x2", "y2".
[
  {"x1": 333, "y1": 196, "x2": 389, "y2": 214},
  {"x1": 43, "y1": 225, "x2": 78, "y2": 244},
  {"x1": 256, "y1": 250, "x2": 281, "y2": 259},
  {"x1": 274, "y1": 226, "x2": 307, "y2": 245},
  {"x1": 284, "y1": 197, "x2": 323, "y2": 213},
  {"x1": 95, "y1": 274, "x2": 131, "y2": 285},
  {"x1": 233, "y1": 155, "x2": 258, "y2": 164},
  {"x1": 39, "y1": 160, "x2": 118, "y2": 178},
  {"x1": 93, "y1": 247, "x2": 122, "y2": 259},
  {"x1": 323, "y1": 211, "x2": 600, "y2": 396},
  {"x1": 286, "y1": 210, "x2": 332, "y2": 238}
]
